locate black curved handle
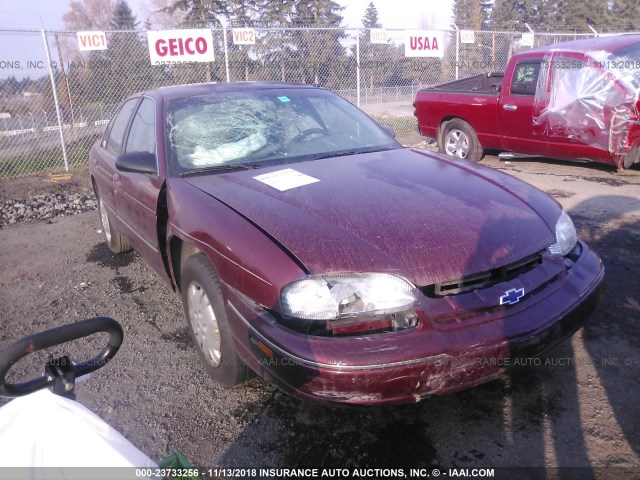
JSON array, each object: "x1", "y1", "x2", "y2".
[{"x1": 0, "y1": 317, "x2": 123, "y2": 398}]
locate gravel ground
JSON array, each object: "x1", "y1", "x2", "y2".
[
  {"x1": 0, "y1": 142, "x2": 639, "y2": 478},
  {"x1": 0, "y1": 171, "x2": 97, "y2": 227}
]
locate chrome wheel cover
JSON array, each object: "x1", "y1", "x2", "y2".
[
  {"x1": 444, "y1": 129, "x2": 470, "y2": 158},
  {"x1": 99, "y1": 198, "x2": 112, "y2": 243},
  {"x1": 187, "y1": 281, "x2": 222, "y2": 367}
]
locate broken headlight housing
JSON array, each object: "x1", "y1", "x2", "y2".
[
  {"x1": 280, "y1": 273, "x2": 418, "y2": 335},
  {"x1": 547, "y1": 210, "x2": 577, "y2": 256}
]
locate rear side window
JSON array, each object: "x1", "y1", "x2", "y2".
[
  {"x1": 511, "y1": 61, "x2": 542, "y2": 96},
  {"x1": 125, "y1": 98, "x2": 156, "y2": 155},
  {"x1": 106, "y1": 98, "x2": 139, "y2": 154}
]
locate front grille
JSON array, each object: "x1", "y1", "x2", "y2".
[{"x1": 421, "y1": 252, "x2": 543, "y2": 297}]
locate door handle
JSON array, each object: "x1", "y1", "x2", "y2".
[
  {"x1": 112, "y1": 172, "x2": 121, "y2": 182},
  {"x1": 503, "y1": 104, "x2": 518, "y2": 111}
]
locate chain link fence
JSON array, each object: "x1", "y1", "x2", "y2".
[{"x1": 0, "y1": 26, "x2": 626, "y2": 178}]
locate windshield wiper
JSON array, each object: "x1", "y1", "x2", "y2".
[
  {"x1": 311, "y1": 147, "x2": 396, "y2": 161},
  {"x1": 180, "y1": 163, "x2": 259, "y2": 177}
]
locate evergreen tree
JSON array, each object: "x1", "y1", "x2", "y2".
[
  {"x1": 608, "y1": 0, "x2": 640, "y2": 32},
  {"x1": 87, "y1": 1, "x2": 152, "y2": 102},
  {"x1": 168, "y1": 0, "x2": 227, "y2": 27},
  {"x1": 256, "y1": 0, "x2": 296, "y2": 26},
  {"x1": 362, "y1": 2, "x2": 381, "y2": 29},
  {"x1": 358, "y1": 2, "x2": 391, "y2": 88},
  {"x1": 224, "y1": 1, "x2": 262, "y2": 81},
  {"x1": 541, "y1": 0, "x2": 607, "y2": 32},
  {"x1": 250, "y1": 0, "x2": 297, "y2": 82},
  {"x1": 451, "y1": 0, "x2": 487, "y2": 78},
  {"x1": 452, "y1": 0, "x2": 482, "y2": 29},
  {"x1": 110, "y1": 0, "x2": 140, "y2": 29},
  {"x1": 289, "y1": 0, "x2": 347, "y2": 85},
  {"x1": 490, "y1": 0, "x2": 533, "y2": 30},
  {"x1": 480, "y1": 0, "x2": 493, "y2": 30}
]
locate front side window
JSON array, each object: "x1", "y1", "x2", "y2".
[
  {"x1": 106, "y1": 98, "x2": 139, "y2": 154},
  {"x1": 125, "y1": 98, "x2": 156, "y2": 155},
  {"x1": 511, "y1": 61, "x2": 542, "y2": 96}
]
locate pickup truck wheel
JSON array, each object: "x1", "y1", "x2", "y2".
[
  {"x1": 181, "y1": 254, "x2": 248, "y2": 387},
  {"x1": 622, "y1": 147, "x2": 639, "y2": 169},
  {"x1": 440, "y1": 119, "x2": 483, "y2": 162},
  {"x1": 98, "y1": 197, "x2": 132, "y2": 254}
]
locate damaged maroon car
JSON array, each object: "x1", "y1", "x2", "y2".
[{"x1": 90, "y1": 82, "x2": 604, "y2": 405}]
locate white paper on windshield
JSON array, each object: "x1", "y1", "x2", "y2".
[{"x1": 254, "y1": 168, "x2": 319, "y2": 191}]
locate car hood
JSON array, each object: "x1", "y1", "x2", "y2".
[{"x1": 184, "y1": 149, "x2": 559, "y2": 286}]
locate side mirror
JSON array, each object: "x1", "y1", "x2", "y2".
[
  {"x1": 381, "y1": 124, "x2": 396, "y2": 139},
  {"x1": 116, "y1": 152, "x2": 157, "y2": 175}
]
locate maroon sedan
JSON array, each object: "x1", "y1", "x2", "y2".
[{"x1": 90, "y1": 82, "x2": 604, "y2": 405}]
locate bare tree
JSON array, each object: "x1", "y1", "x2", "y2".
[{"x1": 63, "y1": 0, "x2": 113, "y2": 30}]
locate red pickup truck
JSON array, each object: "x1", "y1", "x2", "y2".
[{"x1": 414, "y1": 34, "x2": 640, "y2": 170}]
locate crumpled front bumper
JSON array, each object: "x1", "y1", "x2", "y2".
[{"x1": 225, "y1": 241, "x2": 604, "y2": 405}]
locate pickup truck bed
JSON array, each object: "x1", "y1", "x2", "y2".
[{"x1": 424, "y1": 72, "x2": 504, "y2": 94}]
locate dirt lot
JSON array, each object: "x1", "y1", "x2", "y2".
[{"x1": 0, "y1": 140, "x2": 639, "y2": 478}]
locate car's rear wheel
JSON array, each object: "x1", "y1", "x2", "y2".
[
  {"x1": 181, "y1": 253, "x2": 248, "y2": 387},
  {"x1": 98, "y1": 196, "x2": 132, "y2": 254},
  {"x1": 439, "y1": 119, "x2": 483, "y2": 162}
]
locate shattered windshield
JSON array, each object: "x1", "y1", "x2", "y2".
[{"x1": 166, "y1": 88, "x2": 399, "y2": 175}]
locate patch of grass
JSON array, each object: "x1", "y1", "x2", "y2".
[
  {"x1": 372, "y1": 115, "x2": 418, "y2": 133},
  {"x1": 0, "y1": 137, "x2": 96, "y2": 179}
]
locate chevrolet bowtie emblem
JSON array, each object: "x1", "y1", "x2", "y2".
[{"x1": 500, "y1": 287, "x2": 525, "y2": 305}]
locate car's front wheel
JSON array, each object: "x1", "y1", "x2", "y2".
[
  {"x1": 180, "y1": 253, "x2": 248, "y2": 387},
  {"x1": 439, "y1": 119, "x2": 483, "y2": 162}
]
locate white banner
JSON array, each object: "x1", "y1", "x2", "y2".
[
  {"x1": 404, "y1": 30, "x2": 444, "y2": 58},
  {"x1": 232, "y1": 28, "x2": 256, "y2": 45},
  {"x1": 147, "y1": 29, "x2": 214, "y2": 64},
  {"x1": 460, "y1": 30, "x2": 475, "y2": 44},
  {"x1": 76, "y1": 31, "x2": 107, "y2": 51},
  {"x1": 370, "y1": 29, "x2": 387, "y2": 44},
  {"x1": 521, "y1": 33, "x2": 535, "y2": 47}
]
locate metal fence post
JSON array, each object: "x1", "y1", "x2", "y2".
[
  {"x1": 222, "y1": 27, "x2": 231, "y2": 82},
  {"x1": 452, "y1": 24, "x2": 460, "y2": 80},
  {"x1": 40, "y1": 28, "x2": 69, "y2": 171},
  {"x1": 356, "y1": 28, "x2": 361, "y2": 108}
]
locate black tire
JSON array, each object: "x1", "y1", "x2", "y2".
[
  {"x1": 180, "y1": 253, "x2": 248, "y2": 387},
  {"x1": 439, "y1": 118, "x2": 483, "y2": 162},
  {"x1": 98, "y1": 195, "x2": 132, "y2": 254}
]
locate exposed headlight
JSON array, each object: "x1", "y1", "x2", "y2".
[
  {"x1": 280, "y1": 273, "x2": 416, "y2": 321},
  {"x1": 547, "y1": 210, "x2": 577, "y2": 256}
]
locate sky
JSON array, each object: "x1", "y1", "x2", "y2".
[{"x1": 0, "y1": 0, "x2": 454, "y2": 31}]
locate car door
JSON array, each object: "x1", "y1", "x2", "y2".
[
  {"x1": 113, "y1": 96, "x2": 168, "y2": 280},
  {"x1": 542, "y1": 55, "x2": 615, "y2": 161},
  {"x1": 92, "y1": 97, "x2": 140, "y2": 230},
  {"x1": 498, "y1": 58, "x2": 549, "y2": 155}
]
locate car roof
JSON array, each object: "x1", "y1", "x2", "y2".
[
  {"x1": 143, "y1": 81, "x2": 322, "y2": 101},
  {"x1": 527, "y1": 33, "x2": 640, "y2": 56}
]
